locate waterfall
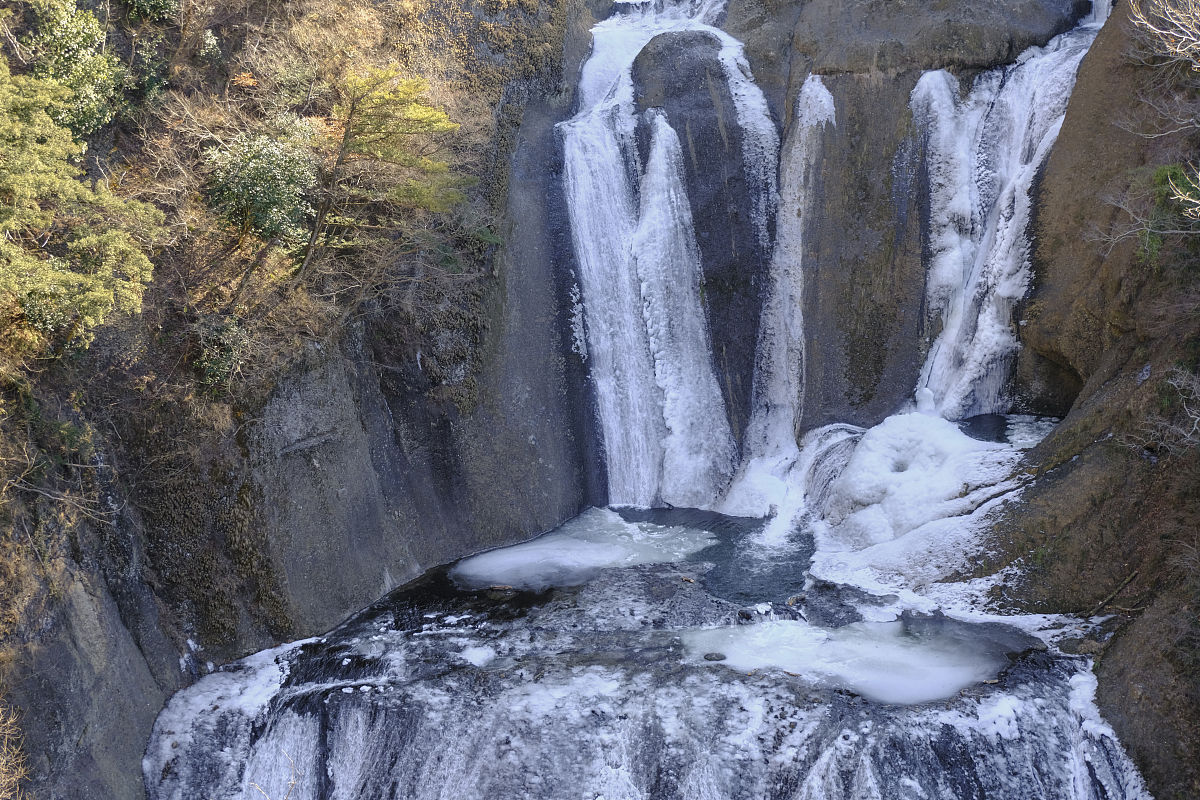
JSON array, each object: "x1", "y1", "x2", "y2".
[
  {"x1": 741, "y1": 75, "x2": 834, "y2": 466},
  {"x1": 912, "y1": 18, "x2": 1106, "y2": 419},
  {"x1": 633, "y1": 111, "x2": 740, "y2": 506},
  {"x1": 144, "y1": 8, "x2": 1156, "y2": 800},
  {"x1": 720, "y1": 76, "x2": 838, "y2": 535},
  {"x1": 561, "y1": 0, "x2": 777, "y2": 508}
]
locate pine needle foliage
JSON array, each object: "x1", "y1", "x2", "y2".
[
  {"x1": 0, "y1": 57, "x2": 162, "y2": 354},
  {"x1": 296, "y1": 65, "x2": 467, "y2": 280}
]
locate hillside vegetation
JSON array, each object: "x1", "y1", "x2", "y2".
[{"x1": 0, "y1": 0, "x2": 566, "y2": 793}]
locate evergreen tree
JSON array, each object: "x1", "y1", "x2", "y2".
[
  {"x1": 21, "y1": 0, "x2": 125, "y2": 136},
  {"x1": 0, "y1": 57, "x2": 161, "y2": 353},
  {"x1": 295, "y1": 65, "x2": 466, "y2": 282}
]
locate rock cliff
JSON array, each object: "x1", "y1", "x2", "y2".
[{"x1": 1, "y1": 2, "x2": 602, "y2": 797}]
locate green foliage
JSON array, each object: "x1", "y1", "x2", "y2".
[
  {"x1": 128, "y1": 30, "x2": 169, "y2": 104},
  {"x1": 193, "y1": 315, "x2": 250, "y2": 392},
  {"x1": 204, "y1": 132, "x2": 317, "y2": 242},
  {"x1": 198, "y1": 29, "x2": 221, "y2": 64},
  {"x1": 123, "y1": 0, "x2": 176, "y2": 23},
  {"x1": 0, "y1": 57, "x2": 162, "y2": 352},
  {"x1": 333, "y1": 67, "x2": 464, "y2": 210},
  {"x1": 297, "y1": 66, "x2": 467, "y2": 277},
  {"x1": 22, "y1": 0, "x2": 125, "y2": 136},
  {"x1": 1137, "y1": 164, "x2": 1200, "y2": 268}
]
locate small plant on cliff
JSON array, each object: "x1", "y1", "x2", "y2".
[
  {"x1": 293, "y1": 65, "x2": 466, "y2": 284},
  {"x1": 123, "y1": 0, "x2": 177, "y2": 23},
  {"x1": 0, "y1": 704, "x2": 26, "y2": 800},
  {"x1": 1126, "y1": 365, "x2": 1200, "y2": 456},
  {"x1": 1132, "y1": 164, "x2": 1200, "y2": 266},
  {"x1": 193, "y1": 314, "x2": 250, "y2": 393},
  {"x1": 204, "y1": 131, "x2": 317, "y2": 244}
]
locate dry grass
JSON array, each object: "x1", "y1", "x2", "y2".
[{"x1": 0, "y1": 704, "x2": 27, "y2": 800}]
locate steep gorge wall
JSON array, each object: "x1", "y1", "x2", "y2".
[
  {"x1": 998, "y1": 6, "x2": 1200, "y2": 797},
  {"x1": 2, "y1": 3, "x2": 607, "y2": 798}
]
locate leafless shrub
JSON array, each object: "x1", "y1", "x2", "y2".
[
  {"x1": 1124, "y1": 366, "x2": 1200, "y2": 456},
  {"x1": 1129, "y1": 0, "x2": 1200, "y2": 74}
]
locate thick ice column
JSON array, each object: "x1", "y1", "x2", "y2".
[
  {"x1": 633, "y1": 111, "x2": 738, "y2": 507},
  {"x1": 721, "y1": 76, "x2": 837, "y2": 522},
  {"x1": 912, "y1": 24, "x2": 1101, "y2": 419},
  {"x1": 563, "y1": 99, "x2": 665, "y2": 507},
  {"x1": 742, "y1": 75, "x2": 835, "y2": 464}
]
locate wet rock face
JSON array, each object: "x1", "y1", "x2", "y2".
[
  {"x1": 798, "y1": 73, "x2": 929, "y2": 428},
  {"x1": 726, "y1": 0, "x2": 1090, "y2": 110},
  {"x1": 787, "y1": 0, "x2": 1090, "y2": 74},
  {"x1": 632, "y1": 30, "x2": 775, "y2": 447}
]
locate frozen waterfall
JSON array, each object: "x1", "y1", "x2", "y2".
[
  {"x1": 720, "y1": 75, "x2": 838, "y2": 535},
  {"x1": 143, "y1": 6, "x2": 1154, "y2": 800},
  {"x1": 912, "y1": 17, "x2": 1106, "y2": 419},
  {"x1": 561, "y1": 0, "x2": 778, "y2": 508}
]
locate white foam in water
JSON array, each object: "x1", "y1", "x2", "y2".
[
  {"x1": 684, "y1": 619, "x2": 1006, "y2": 704},
  {"x1": 449, "y1": 507, "x2": 716, "y2": 591},
  {"x1": 913, "y1": 23, "x2": 1101, "y2": 419},
  {"x1": 1005, "y1": 414, "x2": 1060, "y2": 449},
  {"x1": 460, "y1": 646, "x2": 497, "y2": 667}
]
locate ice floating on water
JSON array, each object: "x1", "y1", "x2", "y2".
[
  {"x1": 684, "y1": 618, "x2": 1013, "y2": 704},
  {"x1": 449, "y1": 507, "x2": 716, "y2": 591},
  {"x1": 460, "y1": 645, "x2": 497, "y2": 667}
]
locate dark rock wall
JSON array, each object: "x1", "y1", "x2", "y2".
[
  {"x1": 799, "y1": 72, "x2": 929, "y2": 427},
  {"x1": 632, "y1": 30, "x2": 774, "y2": 446}
]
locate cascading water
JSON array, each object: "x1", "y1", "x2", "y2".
[
  {"x1": 560, "y1": 0, "x2": 778, "y2": 509},
  {"x1": 720, "y1": 74, "x2": 840, "y2": 541},
  {"x1": 912, "y1": 14, "x2": 1107, "y2": 419},
  {"x1": 144, "y1": 4, "x2": 1153, "y2": 798}
]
